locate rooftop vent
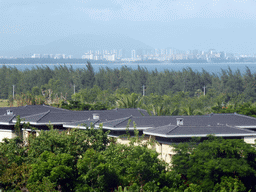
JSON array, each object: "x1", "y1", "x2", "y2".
[
  {"x1": 6, "y1": 109, "x2": 13, "y2": 115},
  {"x1": 176, "y1": 118, "x2": 183, "y2": 126},
  {"x1": 93, "y1": 113, "x2": 99, "y2": 120}
]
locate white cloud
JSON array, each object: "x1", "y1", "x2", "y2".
[{"x1": 77, "y1": 0, "x2": 256, "y2": 21}]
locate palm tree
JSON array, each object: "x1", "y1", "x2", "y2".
[
  {"x1": 180, "y1": 106, "x2": 203, "y2": 115},
  {"x1": 116, "y1": 93, "x2": 142, "y2": 108},
  {"x1": 150, "y1": 104, "x2": 168, "y2": 116}
]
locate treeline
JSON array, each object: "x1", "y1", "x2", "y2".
[
  {"x1": 3, "y1": 62, "x2": 256, "y2": 116},
  {"x1": 1, "y1": 62, "x2": 256, "y2": 101},
  {"x1": 1, "y1": 120, "x2": 256, "y2": 191}
]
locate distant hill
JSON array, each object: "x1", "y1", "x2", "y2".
[{"x1": 0, "y1": 34, "x2": 153, "y2": 58}]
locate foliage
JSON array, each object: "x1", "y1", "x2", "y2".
[
  {"x1": 213, "y1": 176, "x2": 246, "y2": 192},
  {"x1": 0, "y1": 121, "x2": 112, "y2": 191},
  {"x1": 72, "y1": 85, "x2": 102, "y2": 104},
  {"x1": 28, "y1": 126, "x2": 110, "y2": 161},
  {"x1": 61, "y1": 100, "x2": 108, "y2": 110},
  {"x1": 172, "y1": 136, "x2": 256, "y2": 191},
  {"x1": 14, "y1": 115, "x2": 23, "y2": 139},
  {"x1": 3, "y1": 98, "x2": 256, "y2": 191},
  {"x1": 116, "y1": 93, "x2": 142, "y2": 108},
  {"x1": 0, "y1": 163, "x2": 31, "y2": 191},
  {"x1": 0, "y1": 137, "x2": 27, "y2": 173},
  {"x1": 103, "y1": 143, "x2": 167, "y2": 188},
  {"x1": 184, "y1": 183, "x2": 203, "y2": 192},
  {"x1": 76, "y1": 148, "x2": 119, "y2": 192},
  {"x1": 27, "y1": 177, "x2": 57, "y2": 192},
  {"x1": 27, "y1": 151, "x2": 74, "y2": 191},
  {"x1": 3, "y1": 63, "x2": 256, "y2": 118},
  {"x1": 13, "y1": 92, "x2": 45, "y2": 106},
  {"x1": 0, "y1": 130, "x2": 29, "y2": 189},
  {"x1": 212, "y1": 102, "x2": 256, "y2": 117}
]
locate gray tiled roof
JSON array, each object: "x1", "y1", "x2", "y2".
[
  {"x1": 19, "y1": 110, "x2": 50, "y2": 122},
  {"x1": 100, "y1": 116, "x2": 132, "y2": 128},
  {"x1": 0, "y1": 105, "x2": 70, "y2": 117},
  {"x1": 0, "y1": 114, "x2": 16, "y2": 123},
  {"x1": 144, "y1": 124, "x2": 256, "y2": 138},
  {"x1": 22, "y1": 111, "x2": 89, "y2": 124},
  {"x1": 210, "y1": 113, "x2": 256, "y2": 126},
  {"x1": 107, "y1": 113, "x2": 256, "y2": 128},
  {"x1": 9, "y1": 106, "x2": 147, "y2": 124},
  {"x1": 2, "y1": 105, "x2": 256, "y2": 135},
  {"x1": 64, "y1": 119, "x2": 99, "y2": 128},
  {"x1": 100, "y1": 116, "x2": 178, "y2": 128}
]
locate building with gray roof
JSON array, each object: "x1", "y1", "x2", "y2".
[{"x1": 1, "y1": 105, "x2": 256, "y2": 146}]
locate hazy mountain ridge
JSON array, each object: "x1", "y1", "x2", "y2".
[{"x1": 0, "y1": 34, "x2": 153, "y2": 58}]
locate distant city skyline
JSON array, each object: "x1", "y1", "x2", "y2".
[
  {"x1": 1, "y1": 0, "x2": 256, "y2": 55},
  {"x1": 1, "y1": 47, "x2": 255, "y2": 63}
]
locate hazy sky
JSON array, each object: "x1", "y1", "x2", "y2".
[{"x1": 1, "y1": 0, "x2": 256, "y2": 54}]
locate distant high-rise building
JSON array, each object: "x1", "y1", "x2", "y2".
[
  {"x1": 220, "y1": 52, "x2": 226, "y2": 59},
  {"x1": 42, "y1": 54, "x2": 50, "y2": 59},
  {"x1": 82, "y1": 53, "x2": 93, "y2": 60},
  {"x1": 118, "y1": 49, "x2": 122, "y2": 58},
  {"x1": 104, "y1": 53, "x2": 115, "y2": 61},
  {"x1": 31, "y1": 54, "x2": 41, "y2": 59},
  {"x1": 131, "y1": 50, "x2": 136, "y2": 59},
  {"x1": 54, "y1": 54, "x2": 64, "y2": 59},
  {"x1": 154, "y1": 49, "x2": 159, "y2": 56}
]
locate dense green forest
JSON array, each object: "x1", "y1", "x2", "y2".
[
  {"x1": 1, "y1": 120, "x2": 256, "y2": 191},
  {"x1": 2, "y1": 62, "x2": 256, "y2": 116},
  {"x1": 1, "y1": 62, "x2": 255, "y2": 100}
]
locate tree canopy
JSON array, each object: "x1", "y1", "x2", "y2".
[{"x1": 172, "y1": 136, "x2": 256, "y2": 192}]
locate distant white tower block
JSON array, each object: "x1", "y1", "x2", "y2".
[
  {"x1": 131, "y1": 50, "x2": 136, "y2": 59},
  {"x1": 31, "y1": 54, "x2": 41, "y2": 59}
]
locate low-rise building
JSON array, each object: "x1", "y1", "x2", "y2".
[{"x1": 1, "y1": 105, "x2": 256, "y2": 163}]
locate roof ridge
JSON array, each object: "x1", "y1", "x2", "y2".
[
  {"x1": 21, "y1": 110, "x2": 51, "y2": 122},
  {"x1": 213, "y1": 113, "x2": 238, "y2": 116},
  {"x1": 155, "y1": 124, "x2": 179, "y2": 135},
  {"x1": 233, "y1": 113, "x2": 256, "y2": 120},
  {"x1": 101, "y1": 115, "x2": 132, "y2": 124},
  {"x1": 37, "y1": 110, "x2": 51, "y2": 122},
  {"x1": 0, "y1": 114, "x2": 16, "y2": 123},
  {"x1": 226, "y1": 124, "x2": 256, "y2": 133},
  {"x1": 115, "y1": 115, "x2": 133, "y2": 128},
  {"x1": 10, "y1": 115, "x2": 16, "y2": 122},
  {"x1": 137, "y1": 108, "x2": 148, "y2": 112},
  {"x1": 166, "y1": 125, "x2": 179, "y2": 134}
]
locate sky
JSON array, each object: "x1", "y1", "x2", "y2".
[{"x1": 1, "y1": 0, "x2": 256, "y2": 55}]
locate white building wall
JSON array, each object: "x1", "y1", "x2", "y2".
[
  {"x1": 0, "y1": 129, "x2": 16, "y2": 142},
  {"x1": 154, "y1": 143, "x2": 175, "y2": 164},
  {"x1": 244, "y1": 136, "x2": 256, "y2": 144},
  {"x1": 115, "y1": 136, "x2": 175, "y2": 164}
]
